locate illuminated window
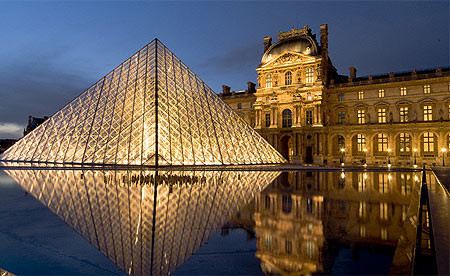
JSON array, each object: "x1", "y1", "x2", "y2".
[
  {"x1": 285, "y1": 71, "x2": 292, "y2": 85},
  {"x1": 359, "y1": 201, "x2": 367, "y2": 218},
  {"x1": 377, "y1": 133, "x2": 388, "y2": 152},
  {"x1": 282, "y1": 109, "x2": 292, "y2": 128},
  {"x1": 423, "y1": 84, "x2": 431, "y2": 94},
  {"x1": 338, "y1": 111, "x2": 345, "y2": 124},
  {"x1": 237, "y1": 103, "x2": 242, "y2": 109},
  {"x1": 306, "y1": 239, "x2": 315, "y2": 259},
  {"x1": 357, "y1": 134, "x2": 366, "y2": 152},
  {"x1": 399, "y1": 133, "x2": 411, "y2": 152},
  {"x1": 400, "y1": 87, "x2": 407, "y2": 96},
  {"x1": 358, "y1": 91, "x2": 364, "y2": 100},
  {"x1": 360, "y1": 225, "x2": 366, "y2": 237},
  {"x1": 380, "y1": 203, "x2": 388, "y2": 220},
  {"x1": 358, "y1": 172, "x2": 367, "y2": 191},
  {"x1": 377, "y1": 108, "x2": 386, "y2": 123},
  {"x1": 265, "y1": 113, "x2": 271, "y2": 127},
  {"x1": 306, "y1": 68, "x2": 314, "y2": 84},
  {"x1": 378, "y1": 173, "x2": 389, "y2": 193},
  {"x1": 423, "y1": 105, "x2": 432, "y2": 121},
  {"x1": 264, "y1": 235, "x2": 272, "y2": 250},
  {"x1": 400, "y1": 173, "x2": 411, "y2": 195},
  {"x1": 306, "y1": 110, "x2": 313, "y2": 125},
  {"x1": 401, "y1": 205, "x2": 408, "y2": 221},
  {"x1": 378, "y1": 89, "x2": 385, "y2": 98},
  {"x1": 400, "y1": 107, "x2": 408, "y2": 122},
  {"x1": 357, "y1": 109, "x2": 365, "y2": 124},
  {"x1": 338, "y1": 93, "x2": 344, "y2": 101},
  {"x1": 381, "y1": 228, "x2": 388, "y2": 240},
  {"x1": 265, "y1": 96, "x2": 270, "y2": 103},
  {"x1": 265, "y1": 74, "x2": 272, "y2": 88},
  {"x1": 423, "y1": 132, "x2": 434, "y2": 152}
]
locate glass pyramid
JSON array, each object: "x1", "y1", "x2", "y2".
[
  {"x1": 4, "y1": 169, "x2": 280, "y2": 275},
  {"x1": 0, "y1": 39, "x2": 285, "y2": 166}
]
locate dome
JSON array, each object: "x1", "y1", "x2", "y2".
[{"x1": 261, "y1": 36, "x2": 318, "y2": 65}]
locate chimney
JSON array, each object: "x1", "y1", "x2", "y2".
[
  {"x1": 222, "y1": 85, "x2": 231, "y2": 95},
  {"x1": 264, "y1": 36, "x2": 272, "y2": 52},
  {"x1": 247, "y1": 82, "x2": 256, "y2": 93},
  {"x1": 349, "y1": 66, "x2": 357, "y2": 81},
  {"x1": 320, "y1": 24, "x2": 329, "y2": 84}
]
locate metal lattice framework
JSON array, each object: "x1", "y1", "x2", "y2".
[
  {"x1": 0, "y1": 39, "x2": 285, "y2": 166},
  {"x1": 4, "y1": 169, "x2": 280, "y2": 275}
]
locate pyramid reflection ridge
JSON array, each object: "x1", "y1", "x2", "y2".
[
  {"x1": 1, "y1": 39, "x2": 285, "y2": 166},
  {"x1": 4, "y1": 169, "x2": 281, "y2": 275}
]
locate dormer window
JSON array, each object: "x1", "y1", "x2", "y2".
[
  {"x1": 306, "y1": 68, "x2": 314, "y2": 84},
  {"x1": 265, "y1": 74, "x2": 272, "y2": 88},
  {"x1": 285, "y1": 71, "x2": 292, "y2": 85}
]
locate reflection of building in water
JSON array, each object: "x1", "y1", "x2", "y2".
[
  {"x1": 4, "y1": 169, "x2": 279, "y2": 276},
  {"x1": 251, "y1": 171, "x2": 419, "y2": 274}
]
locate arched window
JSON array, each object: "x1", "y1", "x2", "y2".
[
  {"x1": 338, "y1": 135, "x2": 345, "y2": 150},
  {"x1": 282, "y1": 109, "x2": 292, "y2": 128},
  {"x1": 265, "y1": 74, "x2": 272, "y2": 88},
  {"x1": 285, "y1": 71, "x2": 292, "y2": 85},
  {"x1": 306, "y1": 67, "x2": 314, "y2": 84}
]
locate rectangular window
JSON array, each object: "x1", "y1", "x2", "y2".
[
  {"x1": 378, "y1": 89, "x2": 385, "y2": 98},
  {"x1": 377, "y1": 133, "x2": 388, "y2": 152},
  {"x1": 400, "y1": 87, "x2": 407, "y2": 96},
  {"x1": 265, "y1": 74, "x2": 272, "y2": 88},
  {"x1": 379, "y1": 173, "x2": 389, "y2": 193},
  {"x1": 360, "y1": 226, "x2": 366, "y2": 238},
  {"x1": 265, "y1": 113, "x2": 271, "y2": 127},
  {"x1": 338, "y1": 111, "x2": 346, "y2": 124},
  {"x1": 338, "y1": 93, "x2": 344, "y2": 101},
  {"x1": 357, "y1": 134, "x2": 366, "y2": 152},
  {"x1": 306, "y1": 110, "x2": 313, "y2": 125},
  {"x1": 377, "y1": 108, "x2": 386, "y2": 123},
  {"x1": 358, "y1": 91, "x2": 364, "y2": 100},
  {"x1": 381, "y1": 228, "x2": 388, "y2": 240},
  {"x1": 265, "y1": 96, "x2": 270, "y2": 103},
  {"x1": 423, "y1": 84, "x2": 431, "y2": 94},
  {"x1": 399, "y1": 133, "x2": 411, "y2": 152},
  {"x1": 423, "y1": 105, "x2": 432, "y2": 121},
  {"x1": 400, "y1": 107, "x2": 409, "y2": 122},
  {"x1": 359, "y1": 201, "x2": 367, "y2": 218},
  {"x1": 237, "y1": 103, "x2": 242, "y2": 109},
  {"x1": 423, "y1": 132, "x2": 434, "y2": 152},
  {"x1": 357, "y1": 109, "x2": 365, "y2": 124},
  {"x1": 380, "y1": 203, "x2": 388, "y2": 220},
  {"x1": 306, "y1": 68, "x2": 314, "y2": 84},
  {"x1": 358, "y1": 172, "x2": 367, "y2": 192}
]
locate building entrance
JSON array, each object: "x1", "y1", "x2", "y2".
[
  {"x1": 305, "y1": 146, "x2": 313, "y2": 163},
  {"x1": 280, "y1": 136, "x2": 292, "y2": 160}
]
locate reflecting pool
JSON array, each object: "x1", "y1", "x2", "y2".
[{"x1": 0, "y1": 168, "x2": 421, "y2": 275}]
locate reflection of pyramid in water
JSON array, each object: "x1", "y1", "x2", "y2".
[
  {"x1": 4, "y1": 169, "x2": 280, "y2": 275},
  {"x1": 1, "y1": 39, "x2": 285, "y2": 166}
]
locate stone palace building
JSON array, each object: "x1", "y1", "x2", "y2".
[{"x1": 220, "y1": 25, "x2": 450, "y2": 166}]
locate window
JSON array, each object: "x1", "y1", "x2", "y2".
[
  {"x1": 379, "y1": 173, "x2": 389, "y2": 193},
  {"x1": 358, "y1": 91, "x2": 364, "y2": 100},
  {"x1": 400, "y1": 173, "x2": 411, "y2": 195},
  {"x1": 358, "y1": 172, "x2": 367, "y2": 192},
  {"x1": 265, "y1": 113, "x2": 271, "y2": 127},
  {"x1": 306, "y1": 239, "x2": 315, "y2": 259},
  {"x1": 265, "y1": 74, "x2": 272, "y2": 88},
  {"x1": 282, "y1": 109, "x2": 292, "y2": 128},
  {"x1": 282, "y1": 195, "x2": 292, "y2": 213},
  {"x1": 378, "y1": 89, "x2": 385, "y2": 98},
  {"x1": 423, "y1": 105, "x2": 432, "y2": 121},
  {"x1": 338, "y1": 111, "x2": 346, "y2": 124},
  {"x1": 357, "y1": 109, "x2": 365, "y2": 124},
  {"x1": 357, "y1": 134, "x2": 366, "y2": 152},
  {"x1": 380, "y1": 203, "x2": 388, "y2": 220},
  {"x1": 265, "y1": 96, "x2": 270, "y2": 103},
  {"x1": 377, "y1": 108, "x2": 386, "y2": 123},
  {"x1": 423, "y1": 132, "x2": 434, "y2": 152},
  {"x1": 360, "y1": 226, "x2": 366, "y2": 237},
  {"x1": 423, "y1": 84, "x2": 431, "y2": 94},
  {"x1": 381, "y1": 228, "x2": 388, "y2": 240},
  {"x1": 306, "y1": 110, "x2": 313, "y2": 125},
  {"x1": 400, "y1": 87, "x2": 407, "y2": 96},
  {"x1": 377, "y1": 133, "x2": 388, "y2": 152},
  {"x1": 338, "y1": 93, "x2": 344, "y2": 101},
  {"x1": 306, "y1": 67, "x2": 314, "y2": 84},
  {"x1": 338, "y1": 135, "x2": 345, "y2": 150},
  {"x1": 359, "y1": 201, "x2": 367, "y2": 218},
  {"x1": 237, "y1": 103, "x2": 242, "y2": 109},
  {"x1": 400, "y1": 107, "x2": 408, "y2": 122},
  {"x1": 285, "y1": 71, "x2": 292, "y2": 85},
  {"x1": 306, "y1": 198, "x2": 313, "y2": 214},
  {"x1": 399, "y1": 133, "x2": 411, "y2": 152}
]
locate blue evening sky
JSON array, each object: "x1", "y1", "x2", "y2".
[{"x1": 0, "y1": 0, "x2": 448, "y2": 138}]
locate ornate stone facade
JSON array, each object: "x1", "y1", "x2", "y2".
[{"x1": 220, "y1": 25, "x2": 450, "y2": 166}]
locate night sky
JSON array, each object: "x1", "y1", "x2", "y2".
[{"x1": 0, "y1": 1, "x2": 448, "y2": 139}]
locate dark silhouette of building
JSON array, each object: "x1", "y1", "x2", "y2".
[
  {"x1": 0, "y1": 139, "x2": 18, "y2": 154},
  {"x1": 23, "y1": 116, "x2": 48, "y2": 136}
]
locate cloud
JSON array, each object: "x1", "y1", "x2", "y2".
[{"x1": 0, "y1": 122, "x2": 23, "y2": 139}]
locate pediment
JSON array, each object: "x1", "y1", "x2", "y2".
[{"x1": 261, "y1": 51, "x2": 316, "y2": 68}]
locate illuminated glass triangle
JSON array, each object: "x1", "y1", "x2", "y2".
[{"x1": 1, "y1": 39, "x2": 285, "y2": 166}]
